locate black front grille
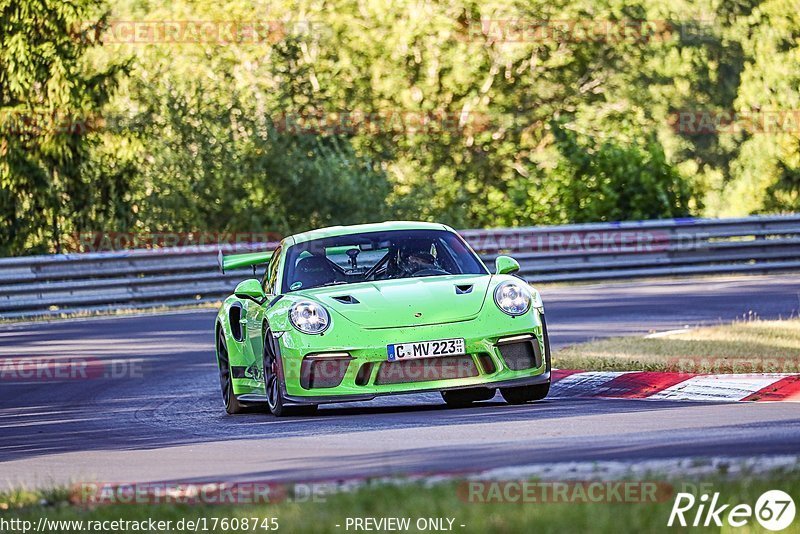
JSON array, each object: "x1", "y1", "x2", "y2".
[
  {"x1": 498, "y1": 338, "x2": 542, "y2": 371},
  {"x1": 300, "y1": 358, "x2": 350, "y2": 389},
  {"x1": 375, "y1": 355, "x2": 479, "y2": 385}
]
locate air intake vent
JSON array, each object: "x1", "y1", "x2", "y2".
[
  {"x1": 300, "y1": 358, "x2": 350, "y2": 389},
  {"x1": 498, "y1": 338, "x2": 542, "y2": 371},
  {"x1": 455, "y1": 284, "x2": 473, "y2": 294},
  {"x1": 332, "y1": 295, "x2": 360, "y2": 304}
]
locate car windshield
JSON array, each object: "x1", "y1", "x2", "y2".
[{"x1": 282, "y1": 229, "x2": 487, "y2": 293}]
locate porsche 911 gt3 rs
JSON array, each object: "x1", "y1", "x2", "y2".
[{"x1": 215, "y1": 221, "x2": 550, "y2": 416}]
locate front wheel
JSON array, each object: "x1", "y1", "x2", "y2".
[
  {"x1": 263, "y1": 328, "x2": 318, "y2": 417},
  {"x1": 500, "y1": 381, "x2": 550, "y2": 404}
]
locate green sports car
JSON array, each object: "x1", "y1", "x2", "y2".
[{"x1": 215, "y1": 221, "x2": 551, "y2": 416}]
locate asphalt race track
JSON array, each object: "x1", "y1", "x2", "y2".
[{"x1": 1, "y1": 274, "x2": 799, "y2": 489}]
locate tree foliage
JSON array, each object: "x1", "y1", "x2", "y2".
[
  {"x1": 551, "y1": 124, "x2": 693, "y2": 222},
  {"x1": 1, "y1": 0, "x2": 798, "y2": 255},
  {"x1": 0, "y1": 0, "x2": 127, "y2": 254}
]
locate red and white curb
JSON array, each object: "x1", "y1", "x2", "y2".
[{"x1": 551, "y1": 370, "x2": 800, "y2": 402}]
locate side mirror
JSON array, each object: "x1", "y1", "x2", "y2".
[
  {"x1": 234, "y1": 279, "x2": 265, "y2": 301},
  {"x1": 495, "y1": 255, "x2": 520, "y2": 275}
]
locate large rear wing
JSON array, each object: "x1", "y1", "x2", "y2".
[{"x1": 218, "y1": 250, "x2": 274, "y2": 274}]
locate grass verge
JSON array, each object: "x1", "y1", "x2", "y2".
[
  {"x1": 555, "y1": 318, "x2": 800, "y2": 373},
  {"x1": 1, "y1": 469, "x2": 799, "y2": 533}
]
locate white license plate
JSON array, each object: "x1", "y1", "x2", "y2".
[{"x1": 387, "y1": 338, "x2": 466, "y2": 361}]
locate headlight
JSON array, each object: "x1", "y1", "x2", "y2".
[
  {"x1": 289, "y1": 301, "x2": 330, "y2": 334},
  {"x1": 494, "y1": 281, "x2": 531, "y2": 316}
]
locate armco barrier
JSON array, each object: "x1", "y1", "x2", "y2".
[{"x1": 2, "y1": 215, "x2": 800, "y2": 318}]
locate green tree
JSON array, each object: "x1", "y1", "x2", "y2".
[
  {"x1": 0, "y1": 0, "x2": 127, "y2": 254},
  {"x1": 550, "y1": 123, "x2": 693, "y2": 222},
  {"x1": 5, "y1": 0, "x2": 799, "y2": 257}
]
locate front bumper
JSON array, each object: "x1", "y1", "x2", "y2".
[
  {"x1": 277, "y1": 308, "x2": 551, "y2": 404},
  {"x1": 283, "y1": 371, "x2": 551, "y2": 405}
]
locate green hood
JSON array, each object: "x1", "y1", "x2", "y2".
[{"x1": 301, "y1": 274, "x2": 492, "y2": 329}]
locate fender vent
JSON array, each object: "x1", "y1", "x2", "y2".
[
  {"x1": 229, "y1": 303, "x2": 244, "y2": 342},
  {"x1": 332, "y1": 295, "x2": 360, "y2": 304},
  {"x1": 455, "y1": 284, "x2": 473, "y2": 294}
]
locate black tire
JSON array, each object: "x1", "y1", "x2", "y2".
[
  {"x1": 500, "y1": 381, "x2": 550, "y2": 404},
  {"x1": 217, "y1": 329, "x2": 246, "y2": 415},
  {"x1": 441, "y1": 388, "x2": 495, "y2": 407},
  {"x1": 263, "y1": 327, "x2": 318, "y2": 417}
]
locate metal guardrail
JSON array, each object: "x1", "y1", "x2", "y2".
[{"x1": 2, "y1": 215, "x2": 800, "y2": 318}]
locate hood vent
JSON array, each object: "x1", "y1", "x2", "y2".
[
  {"x1": 455, "y1": 284, "x2": 473, "y2": 294},
  {"x1": 332, "y1": 295, "x2": 360, "y2": 304}
]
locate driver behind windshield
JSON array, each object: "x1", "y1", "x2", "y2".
[
  {"x1": 394, "y1": 240, "x2": 440, "y2": 276},
  {"x1": 282, "y1": 229, "x2": 488, "y2": 292}
]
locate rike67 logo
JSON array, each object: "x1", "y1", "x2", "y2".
[{"x1": 669, "y1": 489, "x2": 796, "y2": 531}]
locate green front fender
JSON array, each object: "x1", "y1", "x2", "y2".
[{"x1": 216, "y1": 296, "x2": 265, "y2": 396}]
